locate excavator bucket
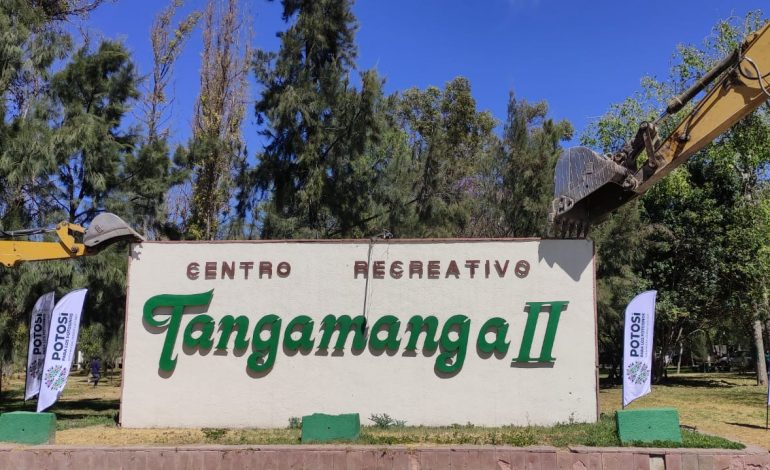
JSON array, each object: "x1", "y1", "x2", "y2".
[
  {"x1": 84, "y1": 213, "x2": 144, "y2": 252},
  {"x1": 548, "y1": 146, "x2": 635, "y2": 238}
]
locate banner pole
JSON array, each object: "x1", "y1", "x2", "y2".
[
  {"x1": 23, "y1": 306, "x2": 31, "y2": 404},
  {"x1": 23, "y1": 292, "x2": 55, "y2": 404},
  {"x1": 621, "y1": 319, "x2": 625, "y2": 411},
  {"x1": 621, "y1": 360, "x2": 625, "y2": 410},
  {"x1": 37, "y1": 289, "x2": 87, "y2": 413},
  {"x1": 621, "y1": 290, "x2": 657, "y2": 411}
]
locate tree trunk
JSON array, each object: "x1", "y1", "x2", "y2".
[
  {"x1": 753, "y1": 318, "x2": 768, "y2": 385},
  {"x1": 765, "y1": 318, "x2": 770, "y2": 348},
  {"x1": 677, "y1": 341, "x2": 683, "y2": 374}
]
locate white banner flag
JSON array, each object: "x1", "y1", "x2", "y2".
[
  {"x1": 37, "y1": 289, "x2": 87, "y2": 413},
  {"x1": 24, "y1": 292, "x2": 55, "y2": 400},
  {"x1": 622, "y1": 290, "x2": 657, "y2": 407}
]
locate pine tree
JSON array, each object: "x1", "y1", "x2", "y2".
[
  {"x1": 252, "y1": 0, "x2": 384, "y2": 239},
  {"x1": 392, "y1": 78, "x2": 496, "y2": 237},
  {"x1": 0, "y1": 0, "x2": 72, "y2": 228},
  {"x1": 496, "y1": 93, "x2": 572, "y2": 238},
  {"x1": 0, "y1": 0, "x2": 125, "y2": 383},
  {"x1": 49, "y1": 40, "x2": 139, "y2": 223}
]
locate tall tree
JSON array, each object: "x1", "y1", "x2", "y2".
[
  {"x1": 252, "y1": 0, "x2": 385, "y2": 239},
  {"x1": 123, "y1": 0, "x2": 199, "y2": 239},
  {"x1": 0, "y1": 0, "x2": 71, "y2": 228},
  {"x1": 495, "y1": 93, "x2": 572, "y2": 238},
  {"x1": 0, "y1": 0, "x2": 129, "y2": 386},
  {"x1": 185, "y1": 0, "x2": 249, "y2": 240},
  {"x1": 584, "y1": 11, "x2": 770, "y2": 383},
  {"x1": 653, "y1": 12, "x2": 770, "y2": 384},
  {"x1": 143, "y1": 0, "x2": 200, "y2": 143},
  {"x1": 392, "y1": 78, "x2": 496, "y2": 238},
  {"x1": 49, "y1": 40, "x2": 139, "y2": 223}
]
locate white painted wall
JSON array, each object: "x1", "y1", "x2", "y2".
[{"x1": 121, "y1": 239, "x2": 596, "y2": 428}]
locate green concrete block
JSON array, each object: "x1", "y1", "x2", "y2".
[
  {"x1": 0, "y1": 411, "x2": 56, "y2": 445},
  {"x1": 616, "y1": 408, "x2": 682, "y2": 444},
  {"x1": 301, "y1": 413, "x2": 360, "y2": 443}
]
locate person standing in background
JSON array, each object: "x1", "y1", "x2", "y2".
[{"x1": 90, "y1": 357, "x2": 101, "y2": 387}]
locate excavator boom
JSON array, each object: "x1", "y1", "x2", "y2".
[
  {"x1": 550, "y1": 21, "x2": 770, "y2": 237},
  {"x1": 0, "y1": 213, "x2": 144, "y2": 267}
]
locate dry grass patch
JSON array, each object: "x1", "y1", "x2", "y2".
[
  {"x1": 0, "y1": 371, "x2": 762, "y2": 448},
  {"x1": 600, "y1": 372, "x2": 770, "y2": 449}
]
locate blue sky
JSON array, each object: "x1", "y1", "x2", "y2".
[{"x1": 80, "y1": 0, "x2": 760, "y2": 150}]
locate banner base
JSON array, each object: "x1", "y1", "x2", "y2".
[
  {"x1": 301, "y1": 413, "x2": 360, "y2": 443},
  {"x1": 0, "y1": 411, "x2": 56, "y2": 445},
  {"x1": 616, "y1": 408, "x2": 682, "y2": 444}
]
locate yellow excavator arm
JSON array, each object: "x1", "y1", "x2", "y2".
[
  {"x1": 550, "y1": 21, "x2": 770, "y2": 237},
  {"x1": 0, "y1": 213, "x2": 144, "y2": 267}
]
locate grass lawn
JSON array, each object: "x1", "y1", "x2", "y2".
[
  {"x1": 600, "y1": 372, "x2": 770, "y2": 449},
  {"x1": 0, "y1": 371, "x2": 766, "y2": 448}
]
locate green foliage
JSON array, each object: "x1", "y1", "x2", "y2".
[
  {"x1": 0, "y1": 1, "x2": 70, "y2": 227},
  {"x1": 201, "y1": 428, "x2": 228, "y2": 441},
  {"x1": 0, "y1": 1, "x2": 142, "y2": 376},
  {"x1": 645, "y1": 14, "x2": 770, "y2": 380},
  {"x1": 368, "y1": 413, "x2": 406, "y2": 428},
  {"x1": 495, "y1": 93, "x2": 573, "y2": 237},
  {"x1": 49, "y1": 39, "x2": 139, "y2": 223},
  {"x1": 391, "y1": 78, "x2": 497, "y2": 237},
  {"x1": 120, "y1": 137, "x2": 188, "y2": 240},
  {"x1": 79, "y1": 322, "x2": 106, "y2": 362},
  {"x1": 360, "y1": 415, "x2": 741, "y2": 448},
  {"x1": 591, "y1": 203, "x2": 648, "y2": 379},
  {"x1": 251, "y1": 0, "x2": 390, "y2": 239},
  {"x1": 584, "y1": 10, "x2": 770, "y2": 380},
  {"x1": 0, "y1": 314, "x2": 14, "y2": 392},
  {"x1": 287, "y1": 416, "x2": 302, "y2": 429}
]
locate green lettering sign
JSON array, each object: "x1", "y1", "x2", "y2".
[
  {"x1": 141, "y1": 291, "x2": 572, "y2": 377},
  {"x1": 369, "y1": 315, "x2": 401, "y2": 352},
  {"x1": 318, "y1": 315, "x2": 367, "y2": 350},
  {"x1": 247, "y1": 314, "x2": 281, "y2": 373},
  {"x1": 183, "y1": 314, "x2": 215, "y2": 350},
  {"x1": 283, "y1": 315, "x2": 315, "y2": 352},
  {"x1": 143, "y1": 290, "x2": 214, "y2": 372},
  {"x1": 435, "y1": 315, "x2": 470, "y2": 374},
  {"x1": 477, "y1": 317, "x2": 510, "y2": 355},
  {"x1": 404, "y1": 315, "x2": 439, "y2": 352},
  {"x1": 216, "y1": 315, "x2": 250, "y2": 351},
  {"x1": 512, "y1": 301, "x2": 569, "y2": 363}
]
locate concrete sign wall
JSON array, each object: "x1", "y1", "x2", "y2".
[{"x1": 121, "y1": 239, "x2": 597, "y2": 428}]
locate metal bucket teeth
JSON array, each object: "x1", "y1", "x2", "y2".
[
  {"x1": 548, "y1": 145, "x2": 632, "y2": 237},
  {"x1": 551, "y1": 219, "x2": 563, "y2": 238},
  {"x1": 547, "y1": 216, "x2": 591, "y2": 239}
]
